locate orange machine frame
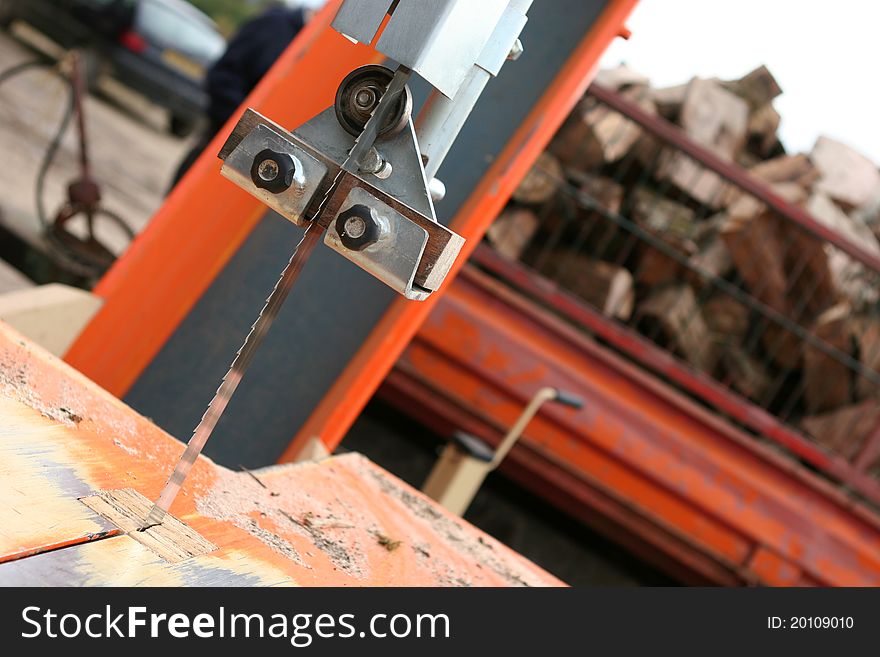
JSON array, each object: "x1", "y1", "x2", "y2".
[{"x1": 64, "y1": 1, "x2": 639, "y2": 458}]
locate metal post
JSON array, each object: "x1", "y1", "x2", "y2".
[{"x1": 422, "y1": 386, "x2": 582, "y2": 516}]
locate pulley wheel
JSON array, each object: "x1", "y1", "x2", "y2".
[{"x1": 334, "y1": 65, "x2": 412, "y2": 139}]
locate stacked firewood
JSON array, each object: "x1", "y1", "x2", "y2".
[{"x1": 487, "y1": 64, "x2": 880, "y2": 470}]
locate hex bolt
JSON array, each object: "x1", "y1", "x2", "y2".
[
  {"x1": 335, "y1": 204, "x2": 383, "y2": 251},
  {"x1": 250, "y1": 148, "x2": 297, "y2": 194},
  {"x1": 507, "y1": 38, "x2": 524, "y2": 61},
  {"x1": 345, "y1": 215, "x2": 367, "y2": 239},
  {"x1": 257, "y1": 159, "x2": 279, "y2": 182}
]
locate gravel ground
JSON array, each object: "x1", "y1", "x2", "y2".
[{"x1": 0, "y1": 23, "x2": 191, "y2": 255}]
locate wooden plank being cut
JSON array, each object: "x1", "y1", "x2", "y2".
[{"x1": 0, "y1": 323, "x2": 561, "y2": 587}]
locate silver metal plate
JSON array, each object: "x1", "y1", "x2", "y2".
[
  {"x1": 221, "y1": 124, "x2": 328, "y2": 227},
  {"x1": 476, "y1": 3, "x2": 529, "y2": 76},
  {"x1": 325, "y1": 186, "x2": 430, "y2": 300},
  {"x1": 331, "y1": 0, "x2": 395, "y2": 45},
  {"x1": 375, "y1": 0, "x2": 509, "y2": 98}
]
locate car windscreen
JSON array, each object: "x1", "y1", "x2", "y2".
[{"x1": 135, "y1": 0, "x2": 226, "y2": 64}]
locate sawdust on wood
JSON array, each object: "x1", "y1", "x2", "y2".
[
  {"x1": 375, "y1": 533, "x2": 401, "y2": 552},
  {"x1": 362, "y1": 465, "x2": 535, "y2": 587},
  {"x1": 195, "y1": 467, "x2": 374, "y2": 576}
]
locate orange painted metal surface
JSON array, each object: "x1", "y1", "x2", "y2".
[
  {"x1": 280, "y1": 0, "x2": 641, "y2": 460},
  {"x1": 381, "y1": 266, "x2": 880, "y2": 586},
  {"x1": 0, "y1": 323, "x2": 560, "y2": 586},
  {"x1": 63, "y1": 0, "x2": 382, "y2": 396}
]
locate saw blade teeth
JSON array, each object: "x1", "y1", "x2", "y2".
[
  {"x1": 142, "y1": 223, "x2": 323, "y2": 528},
  {"x1": 142, "y1": 67, "x2": 413, "y2": 529}
]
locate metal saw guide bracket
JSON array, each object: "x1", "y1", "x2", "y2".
[
  {"x1": 217, "y1": 0, "x2": 533, "y2": 300},
  {"x1": 220, "y1": 105, "x2": 462, "y2": 299}
]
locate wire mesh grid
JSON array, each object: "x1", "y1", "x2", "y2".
[{"x1": 479, "y1": 83, "x2": 880, "y2": 497}]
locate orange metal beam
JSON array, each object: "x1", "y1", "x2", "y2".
[
  {"x1": 63, "y1": 1, "x2": 382, "y2": 395},
  {"x1": 280, "y1": 0, "x2": 640, "y2": 460},
  {"x1": 383, "y1": 266, "x2": 880, "y2": 586}
]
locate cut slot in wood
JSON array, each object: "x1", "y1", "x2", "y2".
[{"x1": 80, "y1": 488, "x2": 217, "y2": 564}]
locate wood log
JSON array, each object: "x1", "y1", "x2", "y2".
[
  {"x1": 802, "y1": 400, "x2": 880, "y2": 462},
  {"x1": 722, "y1": 65, "x2": 782, "y2": 110},
  {"x1": 513, "y1": 152, "x2": 563, "y2": 204},
  {"x1": 852, "y1": 191, "x2": 880, "y2": 234},
  {"x1": 679, "y1": 79, "x2": 750, "y2": 155},
  {"x1": 486, "y1": 208, "x2": 540, "y2": 260},
  {"x1": 550, "y1": 86, "x2": 655, "y2": 171},
  {"x1": 718, "y1": 345, "x2": 771, "y2": 401},
  {"x1": 629, "y1": 186, "x2": 698, "y2": 286},
  {"x1": 720, "y1": 202, "x2": 791, "y2": 316},
  {"x1": 630, "y1": 186, "x2": 697, "y2": 239},
  {"x1": 651, "y1": 80, "x2": 749, "y2": 207},
  {"x1": 811, "y1": 136, "x2": 880, "y2": 209},
  {"x1": 803, "y1": 303, "x2": 855, "y2": 413},
  {"x1": 720, "y1": 193, "x2": 837, "y2": 369},
  {"x1": 701, "y1": 291, "x2": 770, "y2": 400},
  {"x1": 703, "y1": 294, "x2": 750, "y2": 342},
  {"x1": 551, "y1": 254, "x2": 634, "y2": 320},
  {"x1": 721, "y1": 193, "x2": 838, "y2": 321},
  {"x1": 687, "y1": 214, "x2": 734, "y2": 284},
  {"x1": 688, "y1": 233, "x2": 732, "y2": 282},
  {"x1": 854, "y1": 316, "x2": 880, "y2": 401},
  {"x1": 749, "y1": 153, "x2": 820, "y2": 188},
  {"x1": 651, "y1": 83, "x2": 688, "y2": 121},
  {"x1": 747, "y1": 103, "x2": 781, "y2": 158},
  {"x1": 568, "y1": 170, "x2": 625, "y2": 214},
  {"x1": 760, "y1": 324, "x2": 803, "y2": 371},
  {"x1": 594, "y1": 64, "x2": 650, "y2": 91},
  {"x1": 721, "y1": 154, "x2": 817, "y2": 207},
  {"x1": 635, "y1": 246, "x2": 693, "y2": 287},
  {"x1": 806, "y1": 192, "x2": 880, "y2": 310},
  {"x1": 637, "y1": 284, "x2": 716, "y2": 372},
  {"x1": 735, "y1": 150, "x2": 763, "y2": 169}
]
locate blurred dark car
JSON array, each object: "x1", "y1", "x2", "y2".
[{"x1": 0, "y1": 0, "x2": 226, "y2": 136}]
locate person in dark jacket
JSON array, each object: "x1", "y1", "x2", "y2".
[{"x1": 169, "y1": 3, "x2": 309, "y2": 190}]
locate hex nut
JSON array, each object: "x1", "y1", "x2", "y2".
[
  {"x1": 251, "y1": 149, "x2": 297, "y2": 194},
  {"x1": 336, "y1": 204, "x2": 381, "y2": 251}
]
